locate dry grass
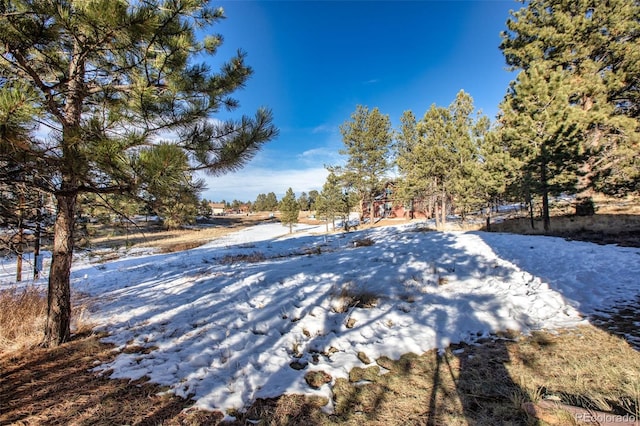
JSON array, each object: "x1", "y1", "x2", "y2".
[
  {"x1": 228, "y1": 326, "x2": 640, "y2": 426},
  {"x1": 219, "y1": 251, "x2": 267, "y2": 264},
  {"x1": 0, "y1": 332, "x2": 224, "y2": 426},
  {"x1": 509, "y1": 328, "x2": 640, "y2": 419},
  {"x1": 488, "y1": 194, "x2": 640, "y2": 247},
  {"x1": 87, "y1": 214, "x2": 273, "y2": 254},
  {"x1": 0, "y1": 285, "x2": 47, "y2": 352},
  {"x1": 330, "y1": 283, "x2": 380, "y2": 314},
  {"x1": 0, "y1": 280, "x2": 222, "y2": 424},
  {"x1": 0, "y1": 286, "x2": 95, "y2": 355},
  {"x1": 352, "y1": 237, "x2": 375, "y2": 247}
]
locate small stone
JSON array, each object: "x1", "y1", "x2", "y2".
[
  {"x1": 357, "y1": 351, "x2": 372, "y2": 364},
  {"x1": 289, "y1": 360, "x2": 307, "y2": 370},
  {"x1": 304, "y1": 370, "x2": 332, "y2": 389}
]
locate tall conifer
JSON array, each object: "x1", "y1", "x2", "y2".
[
  {"x1": 279, "y1": 188, "x2": 299, "y2": 233},
  {"x1": 0, "y1": 0, "x2": 277, "y2": 346},
  {"x1": 501, "y1": 0, "x2": 640, "y2": 200}
]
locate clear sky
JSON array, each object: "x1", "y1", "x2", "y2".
[{"x1": 200, "y1": 0, "x2": 521, "y2": 203}]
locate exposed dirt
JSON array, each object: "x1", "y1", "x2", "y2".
[{"x1": 0, "y1": 331, "x2": 224, "y2": 426}]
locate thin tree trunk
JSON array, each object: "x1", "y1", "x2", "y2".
[
  {"x1": 369, "y1": 193, "x2": 375, "y2": 227},
  {"x1": 16, "y1": 194, "x2": 25, "y2": 282},
  {"x1": 440, "y1": 183, "x2": 447, "y2": 230},
  {"x1": 43, "y1": 192, "x2": 77, "y2": 347},
  {"x1": 540, "y1": 155, "x2": 550, "y2": 232},
  {"x1": 524, "y1": 173, "x2": 535, "y2": 230},
  {"x1": 34, "y1": 194, "x2": 43, "y2": 279}
]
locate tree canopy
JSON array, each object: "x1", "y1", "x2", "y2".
[
  {"x1": 395, "y1": 91, "x2": 499, "y2": 228},
  {"x1": 500, "y1": 0, "x2": 640, "y2": 197},
  {"x1": 335, "y1": 105, "x2": 393, "y2": 224},
  {"x1": 0, "y1": 0, "x2": 277, "y2": 346},
  {"x1": 279, "y1": 187, "x2": 299, "y2": 233}
]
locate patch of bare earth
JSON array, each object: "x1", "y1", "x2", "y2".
[{"x1": 0, "y1": 332, "x2": 224, "y2": 425}]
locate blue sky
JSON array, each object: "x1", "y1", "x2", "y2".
[{"x1": 201, "y1": 0, "x2": 520, "y2": 203}]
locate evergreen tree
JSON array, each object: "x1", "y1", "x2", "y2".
[
  {"x1": 0, "y1": 1, "x2": 277, "y2": 346},
  {"x1": 396, "y1": 92, "x2": 492, "y2": 228},
  {"x1": 253, "y1": 193, "x2": 267, "y2": 211},
  {"x1": 500, "y1": 0, "x2": 640, "y2": 200},
  {"x1": 316, "y1": 171, "x2": 347, "y2": 232},
  {"x1": 395, "y1": 109, "x2": 436, "y2": 220},
  {"x1": 138, "y1": 143, "x2": 202, "y2": 229},
  {"x1": 297, "y1": 192, "x2": 310, "y2": 211},
  {"x1": 499, "y1": 64, "x2": 584, "y2": 231},
  {"x1": 265, "y1": 192, "x2": 278, "y2": 211},
  {"x1": 336, "y1": 105, "x2": 393, "y2": 224},
  {"x1": 199, "y1": 199, "x2": 213, "y2": 218},
  {"x1": 477, "y1": 125, "x2": 516, "y2": 228},
  {"x1": 279, "y1": 187, "x2": 299, "y2": 233},
  {"x1": 447, "y1": 91, "x2": 488, "y2": 221},
  {"x1": 307, "y1": 190, "x2": 319, "y2": 211},
  {"x1": 396, "y1": 105, "x2": 450, "y2": 228}
]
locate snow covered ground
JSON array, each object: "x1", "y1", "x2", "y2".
[{"x1": 2, "y1": 221, "x2": 640, "y2": 419}]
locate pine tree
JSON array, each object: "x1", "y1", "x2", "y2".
[
  {"x1": 316, "y1": 171, "x2": 347, "y2": 232},
  {"x1": 499, "y1": 63, "x2": 584, "y2": 231},
  {"x1": 500, "y1": 0, "x2": 640, "y2": 200},
  {"x1": 307, "y1": 190, "x2": 319, "y2": 211},
  {"x1": 447, "y1": 91, "x2": 487, "y2": 221},
  {"x1": 396, "y1": 105, "x2": 451, "y2": 229},
  {"x1": 253, "y1": 194, "x2": 267, "y2": 212},
  {"x1": 477, "y1": 125, "x2": 516, "y2": 229},
  {"x1": 199, "y1": 199, "x2": 213, "y2": 218},
  {"x1": 138, "y1": 143, "x2": 202, "y2": 229},
  {"x1": 396, "y1": 92, "x2": 493, "y2": 229},
  {"x1": 0, "y1": 1, "x2": 277, "y2": 346},
  {"x1": 265, "y1": 192, "x2": 279, "y2": 211},
  {"x1": 336, "y1": 105, "x2": 393, "y2": 225},
  {"x1": 297, "y1": 192, "x2": 310, "y2": 211},
  {"x1": 279, "y1": 188, "x2": 299, "y2": 233}
]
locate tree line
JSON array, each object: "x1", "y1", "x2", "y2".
[{"x1": 322, "y1": 0, "x2": 639, "y2": 232}]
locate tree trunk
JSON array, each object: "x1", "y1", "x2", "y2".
[
  {"x1": 16, "y1": 193, "x2": 25, "y2": 282},
  {"x1": 524, "y1": 172, "x2": 536, "y2": 230},
  {"x1": 43, "y1": 192, "x2": 77, "y2": 347},
  {"x1": 369, "y1": 193, "x2": 375, "y2": 227},
  {"x1": 34, "y1": 195, "x2": 43, "y2": 279},
  {"x1": 440, "y1": 183, "x2": 447, "y2": 230},
  {"x1": 540, "y1": 155, "x2": 550, "y2": 232}
]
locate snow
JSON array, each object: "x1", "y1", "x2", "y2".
[{"x1": 2, "y1": 221, "x2": 640, "y2": 418}]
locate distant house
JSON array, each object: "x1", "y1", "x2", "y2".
[
  {"x1": 362, "y1": 182, "x2": 431, "y2": 220},
  {"x1": 224, "y1": 203, "x2": 251, "y2": 215},
  {"x1": 209, "y1": 202, "x2": 226, "y2": 216}
]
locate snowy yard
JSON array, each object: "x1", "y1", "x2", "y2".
[{"x1": 2, "y1": 222, "x2": 639, "y2": 419}]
